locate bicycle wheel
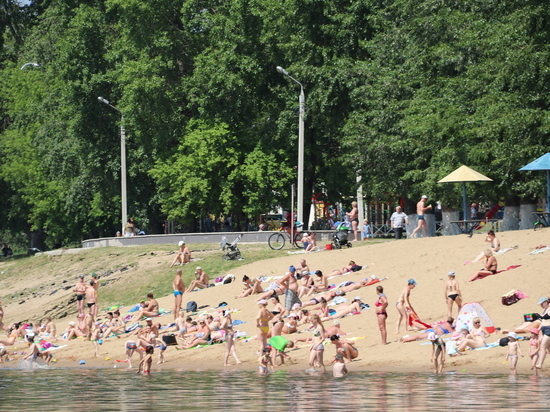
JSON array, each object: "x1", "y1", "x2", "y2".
[
  {"x1": 268, "y1": 233, "x2": 285, "y2": 250},
  {"x1": 293, "y1": 232, "x2": 304, "y2": 249},
  {"x1": 534, "y1": 222, "x2": 545, "y2": 231}
]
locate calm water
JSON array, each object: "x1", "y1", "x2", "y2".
[{"x1": 0, "y1": 367, "x2": 547, "y2": 411}]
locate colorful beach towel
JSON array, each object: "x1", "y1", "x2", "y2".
[{"x1": 470, "y1": 265, "x2": 521, "y2": 281}]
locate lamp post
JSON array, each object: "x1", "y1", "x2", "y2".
[
  {"x1": 20, "y1": 62, "x2": 41, "y2": 70},
  {"x1": 98, "y1": 97, "x2": 127, "y2": 233},
  {"x1": 276, "y1": 65, "x2": 305, "y2": 227}
]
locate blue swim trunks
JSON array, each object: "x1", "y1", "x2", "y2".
[
  {"x1": 173, "y1": 290, "x2": 183, "y2": 296},
  {"x1": 418, "y1": 215, "x2": 425, "y2": 220}
]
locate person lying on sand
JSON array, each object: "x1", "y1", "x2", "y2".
[
  {"x1": 399, "y1": 318, "x2": 455, "y2": 343},
  {"x1": 321, "y1": 297, "x2": 363, "y2": 321},
  {"x1": 301, "y1": 290, "x2": 345, "y2": 308}
]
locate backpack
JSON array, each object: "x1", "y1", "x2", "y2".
[{"x1": 186, "y1": 301, "x2": 197, "y2": 312}]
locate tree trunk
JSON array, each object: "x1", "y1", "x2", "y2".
[
  {"x1": 501, "y1": 206, "x2": 520, "y2": 231},
  {"x1": 29, "y1": 229, "x2": 46, "y2": 252},
  {"x1": 441, "y1": 208, "x2": 461, "y2": 236},
  {"x1": 519, "y1": 203, "x2": 537, "y2": 230}
]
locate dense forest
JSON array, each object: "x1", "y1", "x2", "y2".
[{"x1": 1, "y1": 0, "x2": 549, "y2": 249}]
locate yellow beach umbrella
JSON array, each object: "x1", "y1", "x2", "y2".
[{"x1": 438, "y1": 165, "x2": 493, "y2": 221}]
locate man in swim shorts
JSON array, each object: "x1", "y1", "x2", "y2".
[
  {"x1": 85, "y1": 280, "x2": 97, "y2": 319},
  {"x1": 278, "y1": 266, "x2": 301, "y2": 315},
  {"x1": 410, "y1": 195, "x2": 432, "y2": 238},
  {"x1": 172, "y1": 269, "x2": 185, "y2": 320},
  {"x1": 73, "y1": 275, "x2": 87, "y2": 315}
]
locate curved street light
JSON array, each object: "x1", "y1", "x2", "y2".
[
  {"x1": 276, "y1": 66, "x2": 305, "y2": 227},
  {"x1": 98, "y1": 97, "x2": 127, "y2": 233},
  {"x1": 20, "y1": 62, "x2": 41, "y2": 70}
]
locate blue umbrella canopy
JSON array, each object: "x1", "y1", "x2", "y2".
[{"x1": 519, "y1": 153, "x2": 550, "y2": 212}]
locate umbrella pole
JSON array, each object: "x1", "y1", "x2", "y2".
[{"x1": 462, "y1": 182, "x2": 468, "y2": 221}]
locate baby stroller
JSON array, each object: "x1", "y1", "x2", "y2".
[
  {"x1": 332, "y1": 222, "x2": 353, "y2": 249},
  {"x1": 221, "y1": 234, "x2": 243, "y2": 260}
]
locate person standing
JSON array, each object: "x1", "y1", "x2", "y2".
[
  {"x1": 395, "y1": 279, "x2": 417, "y2": 334},
  {"x1": 73, "y1": 275, "x2": 87, "y2": 315},
  {"x1": 445, "y1": 271, "x2": 462, "y2": 318},
  {"x1": 85, "y1": 280, "x2": 98, "y2": 320},
  {"x1": 390, "y1": 206, "x2": 409, "y2": 240},
  {"x1": 91, "y1": 273, "x2": 100, "y2": 319},
  {"x1": 346, "y1": 201, "x2": 359, "y2": 241},
  {"x1": 410, "y1": 195, "x2": 432, "y2": 238},
  {"x1": 172, "y1": 269, "x2": 185, "y2": 320}
]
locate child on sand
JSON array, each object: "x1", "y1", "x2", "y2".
[
  {"x1": 529, "y1": 329, "x2": 540, "y2": 375},
  {"x1": 137, "y1": 345, "x2": 154, "y2": 375},
  {"x1": 428, "y1": 332, "x2": 445, "y2": 373},
  {"x1": 506, "y1": 332, "x2": 523, "y2": 376},
  {"x1": 258, "y1": 347, "x2": 274, "y2": 374},
  {"x1": 332, "y1": 353, "x2": 348, "y2": 377}
]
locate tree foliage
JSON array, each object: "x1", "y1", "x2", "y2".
[{"x1": 1, "y1": 0, "x2": 549, "y2": 246}]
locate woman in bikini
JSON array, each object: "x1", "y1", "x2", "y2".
[
  {"x1": 256, "y1": 300, "x2": 273, "y2": 354},
  {"x1": 308, "y1": 314, "x2": 327, "y2": 373},
  {"x1": 375, "y1": 286, "x2": 389, "y2": 345},
  {"x1": 400, "y1": 317, "x2": 455, "y2": 343},
  {"x1": 456, "y1": 317, "x2": 489, "y2": 351},
  {"x1": 270, "y1": 297, "x2": 286, "y2": 322},
  {"x1": 220, "y1": 310, "x2": 241, "y2": 366},
  {"x1": 330, "y1": 335, "x2": 359, "y2": 362},
  {"x1": 468, "y1": 249, "x2": 497, "y2": 281},
  {"x1": 535, "y1": 297, "x2": 550, "y2": 371},
  {"x1": 445, "y1": 271, "x2": 462, "y2": 318},
  {"x1": 235, "y1": 275, "x2": 264, "y2": 299},
  {"x1": 0, "y1": 322, "x2": 21, "y2": 346},
  {"x1": 322, "y1": 297, "x2": 363, "y2": 321},
  {"x1": 281, "y1": 314, "x2": 298, "y2": 335}
]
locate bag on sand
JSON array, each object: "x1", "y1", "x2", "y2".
[
  {"x1": 186, "y1": 301, "x2": 197, "y2": 312},
  {"x1": 162, "y1": 334, "x2": 178, "y2": 346}
]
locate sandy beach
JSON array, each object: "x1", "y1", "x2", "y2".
[{"x1": 1, "y1": 228, "x2": 549, "y2": 375}]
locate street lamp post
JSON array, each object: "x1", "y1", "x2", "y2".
[
  {"x1": 276, "y1": 66, "x2": 305, "y2": 227},
  {"x1": 98, "y1": 97, "x2": 127, "y2": 233}
]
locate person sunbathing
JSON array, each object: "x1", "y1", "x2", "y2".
[
  {"x1": 301, "y1": 290, "x2": 344, "y2": 308},
  {"x1": 321, "y1": 298, "x2": 363, "y2": 321},
  {"x1": 399, "y1": 318, "x2": 455, "y2": 343},
  {"x1": 130, "y1": 293, "x2": 159, "y2": 322},
  {"x1": 329, "y1": 261, "x2": 363, "y2": 278},
  {"x1": 235, "y1": 275, "x2": 264, "y2": 298},
  {"x1": 456, "y1": 318, "x2": 490, "y2": 351},
  {"x1": 468, "y1": 249, "x2": 497, "y2": 281},
  {"x1": 325, "y1": 320, "x2": 346, "y2": 338}
]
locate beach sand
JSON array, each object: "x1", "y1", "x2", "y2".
[{"x1": 1, "y1": 229, "x2": 549, "y2": 375}]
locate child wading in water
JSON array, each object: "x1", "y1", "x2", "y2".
[
  {"x1": 332, "y1": 353, "x2": 348, "y2": 378},
  {"x1": 428, "y1": 332, "x2": 445, "y2": 373},
  {"x1": 258, "y1": 347, "x2": 274, "y2": 374},
  {"x1": 137, "y1": 345, "x2": 154, "y2": 375},
  {"x1": 506, "y1": 332, "x2": 523, "y2": 376},
  {"x1": 529, "y1": 328, "x2": 540, "y2": 375}
]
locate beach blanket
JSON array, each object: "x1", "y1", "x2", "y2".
[
  {"x1": 470, "y1": 265, "x2": 521, "y2": 281},
  {"x1": 495, "y1": 246, "x2": 518, "y2": 255},
  {"x1": 528, "y1": 245, "x2": 550, "y2": 255}
]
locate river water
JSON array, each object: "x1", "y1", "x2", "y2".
[{"x1": 0, "y1": 367, "x2": 547, "y2": 411}]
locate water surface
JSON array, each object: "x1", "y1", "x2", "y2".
[{"x1": 0, "y1": 368, "x2": 547, "y2": 411}]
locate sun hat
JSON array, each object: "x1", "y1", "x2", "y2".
[
  {"x1": 69, "y1": 322, "x2": 76, "y2": 326},
  {"x1": 289, "y1": 266, "x2": 296, "y2": 272},
  {"x1": 408, "y1": 279, "x2": 417, "y2": 285},
  {"x1": 427, "y1": 332, "x2": 437, "y2": 341},
  {"x1": 79, "y1": 274, "x2": 85, "y2": 278},
  {"x1": 354, "y1": 296, "x2": 362, "y2": 302},
  {"x1": 507, "y1": 332, "x2": 519, "y2": 339},
  {"x1": 223, "y1": 310, "x2": 231, "y2": 317},
  {"x1": 538, "y1": 297, "x2": 549, "y2": 305},
  {"x1": 258, "y1": 299, "x2": 267, "y2": 305},
  {"x1": 530, "y1": 328, "x2": 540, "y2": 335},
  {"x1": 451, "y1": 332, "x2": 461, "y2": 340},
  {"x1": 448, "y1": 271, "x2": 455, "y2": 277},
  {"x1": 178, "y1": 240, "x2": 185, "y2": 246},
  {"x1": 196, "y1": 266, "x2": 202, "y2": 271},
  {"x1": 288, "y1": 313, "x2": 298, "y2": 318},
  {"x1": 421, "y1": 195, "x2": 428, "y2": 199},
  {"x1": 292, "y1": 303, "x2": 302, "y2": 309}
]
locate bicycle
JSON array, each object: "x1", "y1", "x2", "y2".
[
  {"x1": 268, "y1": 227, "x2": 304, "y2": 250},
  {"x1": 533, "y1": 212, "x2": 548, "y2": 231}
]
